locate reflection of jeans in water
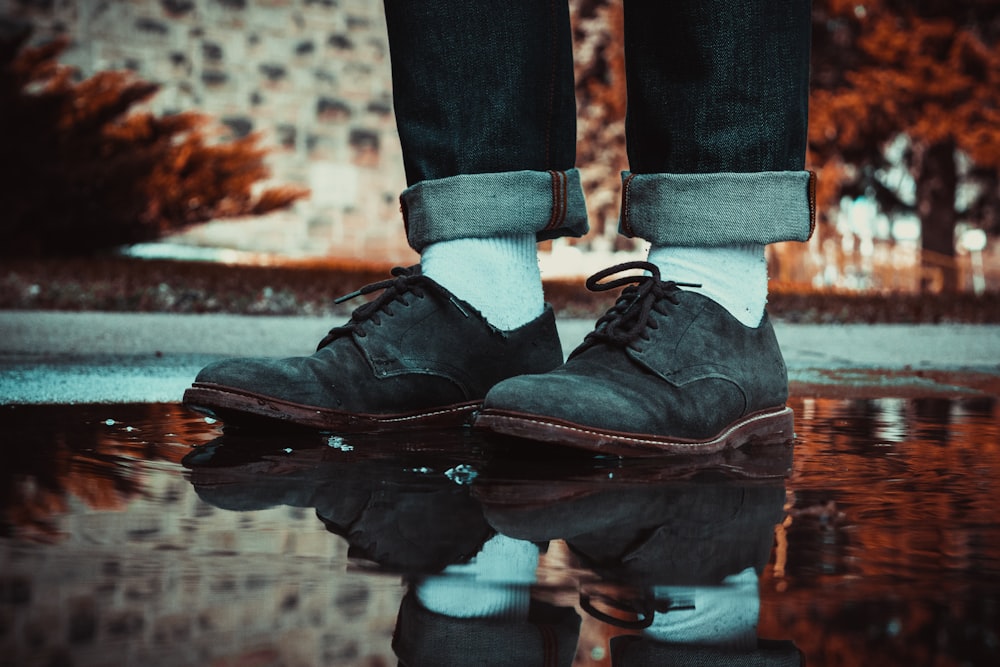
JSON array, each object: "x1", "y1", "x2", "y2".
[{"x1": 382, "y1": 0, "x2": 814, "y2": 252}]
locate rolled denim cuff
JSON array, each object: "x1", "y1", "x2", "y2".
[
  {"x1": 401, "y1": 168, "x2": 589, "y2": 252},
  {"x1": 618, "y1": 170, "x2": 816, "y2": 246}
]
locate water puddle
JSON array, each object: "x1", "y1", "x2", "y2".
[{"x1": 1, "y1": 397, "x2": 998, "y2": 666}]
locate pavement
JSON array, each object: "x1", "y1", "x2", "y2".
[{"x1": 1, "y1": 310, "x2": 999, "y2": 404}]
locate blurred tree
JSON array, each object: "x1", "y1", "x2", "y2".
[
  {"x1": 810, "y1": 0, "x2": 1000, "y2": 291},
  {"x1": 0, "y1": 24, "x2": 308, "y2": 258}
]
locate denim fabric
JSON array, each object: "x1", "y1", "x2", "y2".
[
  {"x1": 401, "y1": 169, "x2": 589, "y2": 252},
  {"x1": 622, "y1": 1, "x2": 812, "y2": 175},
  {"x1": 383, "y1": 0, "x2": 576, "y2": 183},
  {"x1": 620, "y1": 171, "x2": 816, "y2": 246},
  {"x1": 383, "y1": 0, "x2": 812, "y2": 249}
]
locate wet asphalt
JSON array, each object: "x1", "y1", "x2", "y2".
[{"x1": 1, "y1": 310, "x2": 999, "y2": 404}]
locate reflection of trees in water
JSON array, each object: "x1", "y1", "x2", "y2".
[
  {"x1": 0, "y1": 404, "x2": 214, "y2": 540},
  {"x1": 764, "y1": 395, "x2": 1000, "y2": 666},
  {"x1": 783, "y1": 395, "x2": 999, "y2": 580},
  {"x1": 762, "y1": 591, "x2": 997, "y2": 667}
]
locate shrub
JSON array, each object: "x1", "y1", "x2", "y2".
[{"x1": 0, "y1": 23, "x2": 308, "y2": 257}]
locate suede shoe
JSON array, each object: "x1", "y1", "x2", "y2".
[
  {"x1": 184, "y1": 266, "x2": 563, "y2": 432},
  {"x1": 476, "y1": 261, "x2": 794, "y2": 456}
]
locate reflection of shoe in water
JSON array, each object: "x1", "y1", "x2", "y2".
[
  {"x1": 185, "y1": 431, "x2": 584, "y2": 665},
  {"x1": 479, "y1": 475, "x2": 800, "y2": 665},
  {"x1": 479, "y1": 430, "x2": 794, "y2": 502},
  {"x1": 481, "y1": 477, "x2": 787, "y2": 588},
  {"x1": 183, "y1": 265, "x2": 563, "y2": 432},
  {"x1": 478, "y1": 262, "x2": 794, "y2": 456},
  {"x1": 183, "y1": 430, "x2": 494, "y2": 574}
]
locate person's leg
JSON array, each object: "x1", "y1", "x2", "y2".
[
  {"x1": 621, "y1": 0, "x2": 813, "y2": 327},
  {"x1": 384, "y1": 0, "x2": 586, "y2": 330},
  {"x1": 384, "y1": 0, "x2": 577, "y2": 185},
  {"x1": 477, "y1": 0, "x2": 814, "y2": 454},
  {"x1": 183, "y1": 1, "x2": 588, "y2": 431}
]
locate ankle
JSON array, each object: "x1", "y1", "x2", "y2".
[
  {"x1": 646, "y1": 244, "x2": 768, "y2": 327},
  {"x1": 421, "y1": 235, "x2": 544, "y2": 330}
]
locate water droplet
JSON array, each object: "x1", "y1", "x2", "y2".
[
  {"x1": 104, "y1": 419, "x2": 116, "y2": 426},
  {"x1": 444, "y1": 464, "x2": 478, "y2": 485},
  {"x1": 326, "y1": 436, "x2": 353, "y2": 451}
]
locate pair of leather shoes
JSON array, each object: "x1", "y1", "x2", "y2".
[{"x1": 184, "y1": 262, "x2": 793, "y2": 455}]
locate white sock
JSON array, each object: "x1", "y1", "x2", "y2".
[
  {"x1": 421, "y1": 235, "x2": 544, "y2": 331},
  {"x1": 646, "y1": 244, "x2": 768, "y2": 327},
  {"x1": 415, "y1": 534, "x2": 539, "y2": 620}
]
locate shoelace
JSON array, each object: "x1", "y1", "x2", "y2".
[
  {"x1": 316, "y1": 266, "x2": 429, "y2": 349},
  {"x1": 316, "y1": 265, "x2": 469, "y2": 350},
  {"x1": 581, "y1": 261, "x2": 699, "y2": 349},
  {"x1": 580, "y1": 587, "x2": 682, "y2": 630}
]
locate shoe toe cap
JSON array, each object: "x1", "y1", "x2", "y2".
[
  {"x1": 193, "y1": 356, "x2": 330, "y2": 404},
  {"x1": 194, "y1": 357, "x2": 271, "y2": 388}
]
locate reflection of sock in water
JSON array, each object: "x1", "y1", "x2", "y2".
[
  {"x1": 645, "y1": 567, "x2": 760, "y2": 650},
  {"x1": 415, "y1": 534, "x2": 539, "y2": 620}
]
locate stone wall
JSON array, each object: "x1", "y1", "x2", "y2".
[{"x1": 6, "y1": 0, "x2": 417, "y2": 264}]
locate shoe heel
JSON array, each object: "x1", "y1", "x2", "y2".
[{"x1": 735, "y1": 407, "x2": 795, "y2": 448}]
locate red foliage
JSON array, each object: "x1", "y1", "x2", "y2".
[
  {"x1": 808, "y1": 0, "x2": 1000, "y2": 289},
  {"x1": 0, "y1": 27, "x2": 308, "y2": 257},
  {"x1": 810, "y1": 5, "x2": 1000, "y2": 169}
]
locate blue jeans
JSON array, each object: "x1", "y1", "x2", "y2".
[{"x1": 383, "y1": 0, "x2": 814, "y2": 252}]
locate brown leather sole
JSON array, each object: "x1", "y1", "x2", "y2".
[
  {"x1": 475, "y1": 405, "x2": 795, "y2": 457},
  {"x1": 183, "y1": 383, "x2": 481, "y2": 432}
]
